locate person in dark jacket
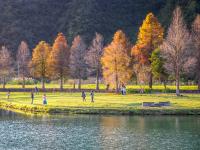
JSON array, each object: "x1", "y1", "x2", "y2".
[
  {"x1": 90, "y1": 91, "x2": 94, "y2": 102},
  {"x1": 81, "y1": 91, "x2": 86, "y2": 102},
  {"x1": 31, "y1": 91, "x2": 34, "y2": 104}
]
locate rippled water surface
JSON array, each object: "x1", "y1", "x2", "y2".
[{"x1": 0, "y1": 109, "x2": 200, "y2": 150}]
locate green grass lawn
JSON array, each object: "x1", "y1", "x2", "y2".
[{"x1": 0, "y1": 92, "x2": 200, "y2": 111}]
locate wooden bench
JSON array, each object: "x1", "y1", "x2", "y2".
[
  {"x1": 142, "y1": 102, "x2": 155, "y2": 107},
  {"x1": 142, "y1": 101, "x2": 171, "y2": 107},
  {"x1": 159, "y1": 101, "x2": 170, "y2": 106}
]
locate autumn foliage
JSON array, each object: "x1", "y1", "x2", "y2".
[
  {"x1": 0, "y1": 6, "x2": 199, "y2": 93},
  {"x1": 17, "y1": 41, "x2": 31, "y2": 88},
  {"x1": 101, "y1": 30, "x2": 131, "y2": 92},
  {"x1": 132, "y1": 13, "x2": 164, "y2": 87},
  {"x1": 70, "y1": 35, "x2": 87, "y2": 89},
  {"x1": 48, "y1": 33, "x2": 70, "y2": 90},
  {"x1": 0, "y1": 46, "x2": 14, "y2": 88},
  {"x1": 30, "y1": 41, "x2": 51, "y2": 89}
]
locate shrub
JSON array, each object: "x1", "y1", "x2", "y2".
[{"x1": 8, "y1": 78, "x2": 39, "y2": 85}]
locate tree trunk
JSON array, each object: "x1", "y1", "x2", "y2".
[
  {"x1": 22, "y1": 76, "x2": 25, "y2": 89},
  {"x1": 73, "y1": 80, "x2": 76, "y2": 89},
  {"x1": 60, "y1": 77, "x2": 63, "y2": 90},
  {"x1": 149, "y1": 73, "x2": 153, "y2": 89},
  {"x1": 115, "y1": 74, "x2": 119, "y2": 93},
  {"x1": 3, "y1": 77, "x2": 6, "y2": 89},
  {"x1": 78, "y1": 78, "x2": 81, "y2": 89},
  {"x1": 163, "y1": 80, "x2": 167, "y2": 91},
  {"x1": 96, "y1": 69, "x2": 99, "y2": 90},
  {"x1": 42, "y1": 78, "x2": 45, "y2": 90},
  {"x1": 176, "y1": 74, "x2": 180, "y2": 96}
]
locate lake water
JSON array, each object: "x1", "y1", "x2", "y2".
[{"x1": 0, "y1": 109, "x2": 200, "y2": 150}]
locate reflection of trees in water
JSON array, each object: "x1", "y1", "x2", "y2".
[
  {"x1": 127, "y1": 116, "x2": 179, "y2": 131},
  {"x1": 99, "y1": 116, "x2": 127, "y2": 149},
  {"x1": 0, "y1": 109, "x2": 17, "y2": 120}
]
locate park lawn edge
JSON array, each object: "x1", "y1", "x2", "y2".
[{"x1": 0, "y1": 100, "x2": 200, "y2": 115}]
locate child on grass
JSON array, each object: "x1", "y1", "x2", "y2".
[{"x1": 43, "y1": 94, "x2": 47, "y2": 105}]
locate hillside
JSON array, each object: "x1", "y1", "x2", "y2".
[{"x1": 0, "y1": 0, "x2": 199, "y2": 52}]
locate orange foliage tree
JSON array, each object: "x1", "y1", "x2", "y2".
[
  {"x1": 48, "y1": 33, "x2": 70, "y2": 90},
  {"x1": 101, "y1": 30, "x2": 132, "y2": 92},
  {"x1": 132, "y1": 13, "x2": 164, "y2": 88},
  {"x1": 30, "y1": 41, "x2": 51, "y2": 89}
]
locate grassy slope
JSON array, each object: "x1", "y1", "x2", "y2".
[{"x1": 0, "y1": 92, "x2": 200, "y2": 115}]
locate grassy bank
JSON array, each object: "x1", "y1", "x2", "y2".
[{"x1": 0, "y1": 92, "x2": 200, "y2": 115}]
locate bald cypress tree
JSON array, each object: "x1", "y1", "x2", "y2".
[
  {"x1": 70, "y1": 35, "x2": 87, "y2": 89},
  {"x1": 30, "y1": 41, "x2": 51, "y2": 89},
  {"x1": 48, "y1": 33, "x2": 70, "y2": 90},
  {"x1": 132, "y1": 13, "x2": 164, "y2": 89},
  {"x1": 101, "y1": 30, "x2": 131, "y2": 93},
  {"x1": 86, "y1": 33, "x2": 104, "y2": 90},
  {"x1": 17, "y1": 41, "x2": 31, "y2": 89},
  {"x1": 0, "y1": 46, "x2": 14, "y2": 89},
  {"x1": 192, "y1": 14, "x2": 200, "y2": 90}
]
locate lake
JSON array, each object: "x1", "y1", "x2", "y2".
[{"x1": 0, "y1": 109, "x2": 199, "y2": 150}]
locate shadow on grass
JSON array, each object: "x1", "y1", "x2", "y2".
[{"x1": 127, "y1": 103, "x2": 141, "y2": 106}]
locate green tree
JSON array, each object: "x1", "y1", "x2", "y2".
[
  {"x1": 132, "y1": 12, "x2": 164, "y2": 89},
  {"x1": 150, "y1": 48, "x2": 168, "y2": 89}
]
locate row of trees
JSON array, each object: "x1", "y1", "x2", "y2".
[
  {"x1": 0, "y1": 7, "x2": 199, "y2": 96},
  {"x1": 102, "y1": 7, "x2": 200, "y2": 95},
  {"x1": 0, "y1": 32, "x2": 103, "y2": 90}
]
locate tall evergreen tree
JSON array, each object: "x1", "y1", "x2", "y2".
[{"x1": 150, "y1": 48, "x2": 168, "y2": 89}]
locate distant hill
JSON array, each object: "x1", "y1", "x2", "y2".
[{"x1": 0, "y1": 0, "x2": 199, "y2": 52}]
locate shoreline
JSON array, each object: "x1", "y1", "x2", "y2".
[
  {"x1": 1, "y1": 100, "x2": 200, "y2": 116},
  {"x1": 0, "y1": 88, "x2": 199, "y2": 94}
]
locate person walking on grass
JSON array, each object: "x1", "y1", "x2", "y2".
[
  {"x1": 35, "y1": 86, "x2": 39, "y2": 94},
  {"x1": 43, "y1": 94, "x2": 47, "y2": 105},
  {"x1": 90, "y1": 91, "x2": 94, "y2": 102},
  {"x1": 31, "y1": 91, "x2": 34, "y2": 104},
  {"x1": 7, "y1": 90, "x2": 10, "y2": 100},
  {"x1": 82, "y1": 91, "x2": 86, "y2": 102},
  {"x1": 121, "y1": 83, "x2": 126, "y2": 95}
]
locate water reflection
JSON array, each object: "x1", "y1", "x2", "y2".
[
  {"x1": 0, "y1": 109, "x2": 199, "y2": 150},
  {"x1": 99, "y1": 116, "x2": 200, "y2": 150}
]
